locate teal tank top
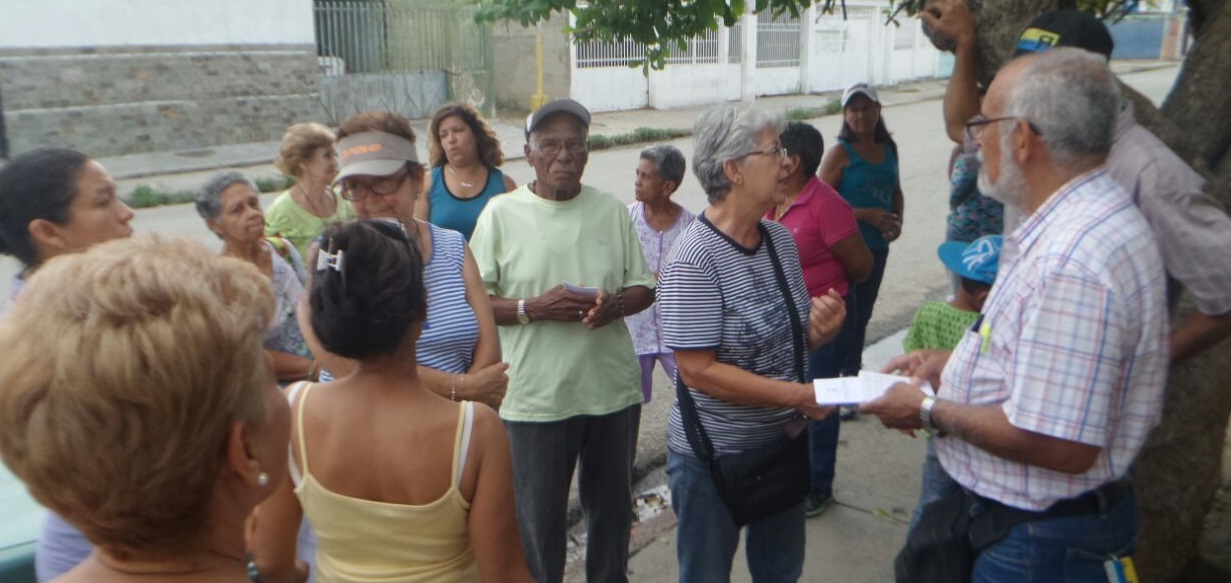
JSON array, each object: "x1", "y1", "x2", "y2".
[
  {"x1": 836, "y1": 139, "x2": 899, "y2": 250},
  {"x1": 427, "y1": 166, "x2": 507, "y2": 240}
]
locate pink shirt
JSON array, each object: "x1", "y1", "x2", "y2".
[{"x1": 766, "y1": 177, "x2": 860, "y2": 297}]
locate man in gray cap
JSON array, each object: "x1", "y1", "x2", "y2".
[
  {"x1": 922, "y1": 3, "x2": 1231, "y2": 364},
  {"x1": 469, "y1": 98, "x2": 655, "y2": 583}
]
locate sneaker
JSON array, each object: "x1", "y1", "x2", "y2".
[{"x1": 805, "y1": 491, "x2": 831, "y2": 518}]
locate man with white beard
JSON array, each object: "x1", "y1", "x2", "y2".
[{"x1": 862, "y1": 48, "x2": 1169, "y2": 582}]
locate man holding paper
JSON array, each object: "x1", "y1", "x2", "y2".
[{"x1": 861, "y1": 49, "x2": 1167, "y2": 581}]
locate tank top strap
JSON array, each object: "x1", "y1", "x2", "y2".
[
  {"x1": 451, "y1": 401, "x2": 475, "y2": 489},
  {"x1": 293, "y1": 381, "x2": 318, "y2": 482},
  {"x1": 838, "y1": 139, "x2": 862, "y2": 164}
]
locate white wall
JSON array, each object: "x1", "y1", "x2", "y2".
[
  {"x1": 0, "y1": 0, "x2": 314, "y2": 48},
  {"x1": 648, "y1": 64, "x2": 741, "y2": 110}
]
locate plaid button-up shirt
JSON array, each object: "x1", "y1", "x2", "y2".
[{"x1": 936, "y1": 169, "x2": 1169, "y2": 511}]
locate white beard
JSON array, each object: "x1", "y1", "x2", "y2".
[{"x1": 977, "y1": 147, "x2": 1028, "y2": 209}]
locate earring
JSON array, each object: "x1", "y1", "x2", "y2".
[{"x1": 257, "y1": 472, "x2": 270, "y2": 487}]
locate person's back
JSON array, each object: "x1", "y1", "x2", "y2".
[{"x1": 291, "y1": 380, "x2": 481, "y2": 582}]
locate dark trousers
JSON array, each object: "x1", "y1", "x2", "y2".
[
  {"x1": 808, "y1": 293, "x2": 860, "y2": 495},
  {"x1": 505, "y1": 405, "x2": 642, "y2": 583}
]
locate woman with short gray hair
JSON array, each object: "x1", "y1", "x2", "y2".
[
  {"x1": 196, "y1": 170, "x2": 315, "y2": 384},
  {"x1": 657, "y1": 104, "x2": 847, "y2": 580}
]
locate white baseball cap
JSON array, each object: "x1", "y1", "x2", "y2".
[{"x1": 841, "y1": 82, "x2": 880, "y2": 107}]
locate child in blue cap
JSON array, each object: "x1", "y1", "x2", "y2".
[
  {"x1": 904, "y1": 235, "x2": 1002, "y2": 352},
  {"x1": 904, "y1": 234, "x2": 1002, "y2": 531}
]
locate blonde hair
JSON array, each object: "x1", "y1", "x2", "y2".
[
  {"x1": 276, "y1": 122, "x2": 336, "y2": 179},
  {"x1": 0, "y1": 234, "x2": 275, "y2": 559}
]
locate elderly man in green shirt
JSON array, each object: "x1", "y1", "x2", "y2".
[{"x1": 469, "y1": 99, "x2": 655, "y2": 583}]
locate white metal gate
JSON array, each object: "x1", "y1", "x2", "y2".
[{"x1": 570, "y1": 37, "x2": 649, "y2": 112}]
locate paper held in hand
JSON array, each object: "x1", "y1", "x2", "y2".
[
  {"x1": 814, "y1": 371, "x2": 935, "y2": 406},
  {"x1": 563, "y1": 281, "x2": 599, "y2": 297}
]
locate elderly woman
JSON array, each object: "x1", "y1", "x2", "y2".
[
  {"x1": 0, "y1": 234, "x2": 290, "y2": 583},
  {"x1": 297, "y1": 111, "x2": 508, "y2": 409},
  {"x1": 414, "y1": 103, "x2": 516, "y2": 240},
  {"x1": 770, "y1": 121, "x2": 873, "y2": 518},
  {"x1": 252, "y1": 220, "x2": 533, "y2": 583},
  {"x1": 196, "y1": 171, "x2": 315, "y2": 384},
  {"x1": 0, "y1": 148, "x2": 134, "y2": 582},
  {"x1": 657, "y1": 105, "x2": 845, "y2": 581},
  {"x1": 266, "y1": 122, "x2": 355, "y2": 259}
]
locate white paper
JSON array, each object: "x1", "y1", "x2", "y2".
[
  {"x1": 813, "y1": 371, "x2": 934, "y2": 405},
  {"x1": 562, "y1": 281, "x2": 599, "y2": 297}
]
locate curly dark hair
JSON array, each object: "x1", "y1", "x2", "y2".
[{"x1": 427, "y1": 103, "x2": 505, "y2": 169}]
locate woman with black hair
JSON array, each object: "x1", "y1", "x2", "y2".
[
  {"x1": 819, "y1": 82, "x2": 905, "y2": 399},
  {"x1": 0, "y1": 147, "x2": 135, "y2": 582},
  {"x1": 251, "y1": 220, "x2": 532, "y2": 583}
]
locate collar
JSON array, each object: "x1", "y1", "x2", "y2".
[
  {"x1": 1010, "y1": 168, "x2": 1108, "y2": 256},
  {"x1": 767, "y1": 177, "x2": 821, "y2": 220}
]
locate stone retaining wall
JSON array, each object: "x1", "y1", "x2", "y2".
[{"x1": 0, "y1": 44, "x2": 322, "y2": 158}]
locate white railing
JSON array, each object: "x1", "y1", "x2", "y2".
[
  {"x1": 576, "y1": 27, "x2": 727, "y2": 69},
  {"x1": 756, "y1": 8, "x2": 801, "y2": 67}
]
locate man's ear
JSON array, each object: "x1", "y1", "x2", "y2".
[
  {"x1": 1012, "y1": 119, "x2": 1036, "y2": 165},
  {"x1": 523, "y1": 143, "x2": 532, "y2": 161}
]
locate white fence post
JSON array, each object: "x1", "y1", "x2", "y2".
[{"x1": 741, "y1": 8, "x2": 758, "y2": 102}]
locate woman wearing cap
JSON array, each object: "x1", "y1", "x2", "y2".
[
  {"x1": 769, "y1": 121, "x2": 873, "y2": 519},
  {"x1": 820, "y1": 82, "x2": 904, "y2": 377},
  {"x1": 415, "y1": 103, "x2": 517, "y2": 240},
  {"x1": 251, "y1": 220, "x2": 532, "y2": 583},
  {"x1": 266, "y1": 123, "x2": 355, "y2": 259},
  {"x1": 0, "y1": 234, "x2": 292, "y2": 583},
  {"x1": 0, "y1": 148, "x2": 135, "y2": 582},
  {"x1": 658, "y1": 104, "x2": 844, "y2": 581},
  {"x1": 294, "y1": 111, "x2": 508, "y2": 410}
]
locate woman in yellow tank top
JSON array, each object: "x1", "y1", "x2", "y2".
[{"x1": 251, "y1": 220, "x2": 532, "y2": 583}]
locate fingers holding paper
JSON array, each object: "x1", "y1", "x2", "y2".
[
  {"x1": 859, "y1": 380, "x2": 929, "y2": 431},
  {"x1": 880, "y1": 349, "x2": 950, "y2": 390}
]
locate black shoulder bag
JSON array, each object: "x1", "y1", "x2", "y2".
[{"x1": 676, "y1": 224, "x2": 811, "y2": 527}]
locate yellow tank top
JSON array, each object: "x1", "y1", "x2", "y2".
[{"x1": 292, "y1": 383, "x2": 479, "y2": 582}]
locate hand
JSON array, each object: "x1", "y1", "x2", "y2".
[
  {"x1": 880, "y1": 349, "x2": 951, "y2": 392},
  {"x1": 808, "y1": 290, "x2": 846, "y2": 348},
  {"x1": 792, "y1": 383, "x2": 836, "y2": 421},
  {"x1": 859, "y1": 380, "x2": 929, "y2": 431},
  {"x1": 461, "y1": 362, "x2": 510, "y2": 409},
  {"x1": 583, "y1": 289, "x2": 623, "y2": 330},
  {"x1": 921, "y1": 0, "x2": 976, "y2": 49},
  {"x1": 530, "y1": 285, "x2": 599, "y2": 323}
]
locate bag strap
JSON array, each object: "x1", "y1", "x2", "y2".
[{"x1": 676, "y1": 223, "x2": 807, "y2": 464}]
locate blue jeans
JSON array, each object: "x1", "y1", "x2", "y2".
[
  {"x1": 668, "y1": 448, "x2": 805, "y2": 583},
  {"x1": 808, "y1": 294, "x2": 858, "y2": 496},
  {"x1": 908, "y1": 438, "x2": 961, "y2": 532},
  {"x1": 850, "y1": 247, "x2": 890, "y2": 371},
  {"x1": 972, "y1": 487, "x2": 1139, "y2": 582}
]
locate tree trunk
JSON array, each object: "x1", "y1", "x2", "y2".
[{"x1": 923, "y1": 1, "x2": 1231, "y2": 581}]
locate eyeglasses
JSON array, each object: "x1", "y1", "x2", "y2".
[
  {"x1": 532, "y1": 138, "x2": 588, "y2": 158},
  {"x1": 964, "y1": 115, "x2": 1044, "y2": 143},
  {"x1": 740, "y1": 145, "x2": 789, "y2": 160},
  {"x1": 339, "y1": 168, "x2": 410, "y2": 201}
]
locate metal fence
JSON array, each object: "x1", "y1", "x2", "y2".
[
  {"x1": 314, "y1": 0, "x2": 490, "y2": 75},
  {"x1": 576, "y1": 27, "x2": 727, "y2": 68},
  {"x1": 756, "y1": 8, "x2": 802, "y2": 67}
]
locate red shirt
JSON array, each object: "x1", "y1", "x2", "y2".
[{"x1": 765, "y1": 177, "x2": 860, "y2": 297}]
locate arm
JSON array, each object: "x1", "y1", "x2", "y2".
[
  {"x1": 1171, "y1": 310, "x2": 1231, "y2": 365},
  {"x1": 251, "y1": 462, "x2": 309, "y2": 583},
  {"x1": 921, "y1": 0, "x2": 981, "y2": 144},
  {"x1": 831, "y1": 234, "x2": 873, "y2": 285},
  {"x1": 676, "y1": 349, "x2": 831, "y2": 419},
  {"x1": 466, "y1": 405, "x2": 535, "y2": 582},
  {"x1": 883, "y1": 180, "x2": 905, "y2": 242},
  {"x1": 861, "y1": 382, "x2": 1101, "y2": 474},
  {"x1": 818, "y1": 144, "x2": 848, "y2": 190},
  {"x1": 582, "y1": 285, "x2": 654, "y2": 330},
  {"x1": 489, "y1": 286, "x2": 601, "y2": 326}
]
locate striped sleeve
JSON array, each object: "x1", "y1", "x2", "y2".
[{"x1": 659, "y1": 251, "x2": 721, "y2": 351}]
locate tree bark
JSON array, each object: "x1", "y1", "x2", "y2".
[{"x1": 922, "y1": 1, "x2": 1231, "y2": 580}]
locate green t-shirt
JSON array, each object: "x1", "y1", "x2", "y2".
[
  {"x1": 903, "y1": 301, "x2": 980, "y2": 352},
  {"x1": 264, "y1": 189, "x2": 355, "y2": 260},
  {"x1": 470, "y1": 185, "x2": 655, "y2": 422}
]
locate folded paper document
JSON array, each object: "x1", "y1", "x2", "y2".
[
  {"x1": 813, "y1": 371, "x2": 935, "y2": 405},
  {"x1": 562, "y1": 281, "x2": 599, "y2": 297}
]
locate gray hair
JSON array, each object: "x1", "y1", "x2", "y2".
[
  {"x1": 692, "y1": 105, "x2": 785, "y2": 203},
  {"x1": 639, "y1": 144, "x2": 686, "y2": 186},
  {"x1": 1006, "y1": 48, "x2": 1120, "y2": 169},
  {"x1": 195, "y1": 170, "x2": 259, "y2": 220}
]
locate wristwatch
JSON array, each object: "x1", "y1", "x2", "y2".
[
  {"x1": 516, "y1": 299, "x2": 531, "y2": 324},
  {"x1": 920, "y1": 396, "x2": 940, "y2": 437}
]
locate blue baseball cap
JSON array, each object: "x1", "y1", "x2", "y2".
[{"x1": 938, "y1": 235, "x2": 1003, "y2": 285}]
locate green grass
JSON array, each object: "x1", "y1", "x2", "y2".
[
  {"x1": 785, "y1": 98, "x2": 843, "y2": 121},
  {"x1": 126, "y1": 175, "x2": 296, "y2": 209},
  {"x1": 588, "y1": 127, "x2": 692, "y2": 151}
]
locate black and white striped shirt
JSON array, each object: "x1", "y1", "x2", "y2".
[{"x1": 660, "y1": 215, "x2": 810, "y2": 456}]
